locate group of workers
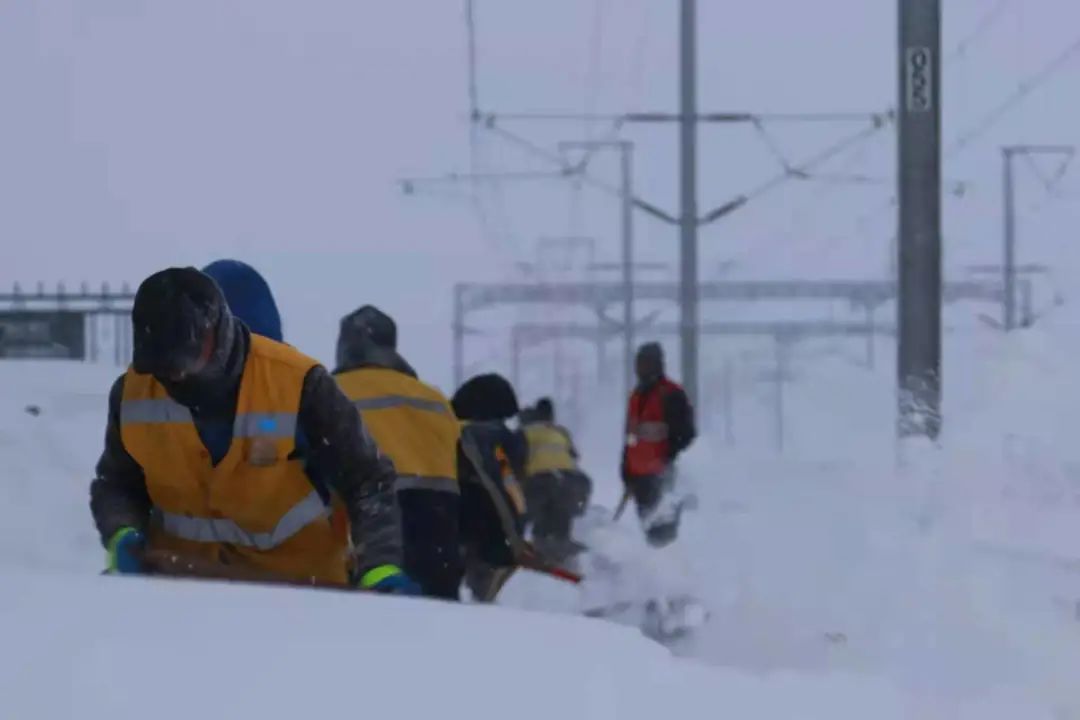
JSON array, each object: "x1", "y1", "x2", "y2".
[{"x1": 89, "y1": 261, "x2": 695, "y2": 602}]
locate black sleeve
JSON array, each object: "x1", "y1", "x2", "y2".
[
  {"x1": 504, "y1": 427, "x2": 528, "y2": 481},
  {"x1": 664, "y1": 387, "x2": 696, "y2": 458},
  {"x1": 620, "y1": 398, "x2": 632, "y2": 482},
  {"x1": 90, "y1": 375, "x2": 152, "y2": 545},
  {"x1": 297, "y1": 365, "x2": 402, "y2": 574},
  {"x1": 458, "y1": 425, "x2": 525, "y2": 566},
  {"x1": 560, "y1": 426, "x2": 579, "y2": 460}
]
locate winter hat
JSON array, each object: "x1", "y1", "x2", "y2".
[
  {"x1": 131, "y1": 267, "x2": 229, "y2": 376},
  {"x1": 336, "y1": 304, "x2": 397, "y2": 370},
  {"x1": 201, "y1": 259, "x2": 282, "y2": 342},
  {"x1": 534, "y1": 397, "x2": 555, "y2": 422},
  {"x1": 339, "y1": 305, "x2": 396, "y2": 349},
  {"x1": 451, "y1": 373, "x2": 520, "y2": 422}
]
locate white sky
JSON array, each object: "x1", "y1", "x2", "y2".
[{"x1": 2, "y1": 0, "x2": 1078, "y2": 391}]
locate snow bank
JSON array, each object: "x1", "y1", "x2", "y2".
[
  {"x1": 1, "y1": 332, "x2": 1077, "y2": 719},
  {"x1": 0, "y1": 361, "x2": 115, "y2": 573},
  {"x1": 0, "y1": 570, "x2": 926, "y2": 720},
  {"x1": 0, "y1": 361, "x2": 917, "y2": 720}
]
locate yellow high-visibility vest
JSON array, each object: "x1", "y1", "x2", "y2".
[
  {"x1": 120, "y1": 335, "x2": 349, "y2": 584},
  {"x1": 523, "y1": 422, "x2": 577, "y2": 477},
  {"x1": 335, "y1": 367, "x2": 459, "y2": 494}
]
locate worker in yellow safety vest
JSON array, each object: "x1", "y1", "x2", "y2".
[
  {"x1": 333, "y1": 305, "x2": 463, "y2": 600},
  {"x1": 520, "y1": 397, "x2": 592, "y2": 563},
  {"x1": 89, "y1": 267, "x2": 417, "y2": 593}
]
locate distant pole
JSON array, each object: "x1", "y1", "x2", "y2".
[
  {"x1": 773, "y1": 338, "x2": 788, "y2": 453},
  {"x1": 722, "y1": 358, "x2": 735, "y2": 447},
  {"x1": 619, "y1": 141, "x2": 635, "y2": 400},
  {"x1": 679, "y1": 0, "x2": 699, "y2": 406},
  {"x1": 896, "y1": 0, "x2": 942, "y2": 440},
  {"x1": 865, "y1": 304, "x2": 876, "y2": 369},
  {"x1": 453, "y1": 284, "x2": 465, "y2": 388},
  {"x1": 1002, "y1": 147, "x2": 1017, "y2": 330},
  {"x1": 1000, "y1": 144, "x2": 1074, "y2": 330},
  {"x1": 511, "y1": 328, "x2": 521, "y2": 388},
  {"x1": 465, "y1": 0, "x2": 479, "y2": 119},
  {"x1": 595, "y1": 323, "x2": 606, "y2": 385},
  {"x1": 89, "y1": 314, "x2": 99, "y2": 363},
  {"x1": 557, "y1": 140, "x2": 637, "y2": 398}
]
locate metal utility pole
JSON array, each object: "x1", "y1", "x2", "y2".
[
  {"x1": 1002, "y1": 147, "x2": 1017, "y2": 331},
  {"x1": 897, "y1": 0, "x2": 942, "y2": 440},
  {"x1": 721, "y1": 359, "x2": 735, "y2": 447},
  {"x1": 453, "y1": 285, "x2": 466, "y2": 388},
  {"x1": 774, "y1": 339, "x2": 788, "y2": 453},
  {"x1": 620, "y1": 143, "x2": 635, "y2": 398},
  {"x1": 559, "y1": 140, "x2": 636, "y2": 398},
  {"x1": 680, "y1": 0, "x2": 700, "y2": 407},
  {"x1": 1001, "y1": 145, "x2": 1074, "y2": 330},
  {"x1": 465, "y1": 0, "x2": 479, "y2": 119}
]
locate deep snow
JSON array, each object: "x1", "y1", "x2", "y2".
[{"x1": 3, "y1": 328, "x2": 1080, "y2": 718}]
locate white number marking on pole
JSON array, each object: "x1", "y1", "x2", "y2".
[{"x1": 906, "y1": 47, "x2": 933, "y2": 113}]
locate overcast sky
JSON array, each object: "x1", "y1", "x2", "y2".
[{"x1": 1, "y1": 0, "x2": 1078, "y2": 391}]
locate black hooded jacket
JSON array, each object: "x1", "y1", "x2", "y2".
[{"x1": 90, "y1": 322, "x2": 403, "y2": 574}]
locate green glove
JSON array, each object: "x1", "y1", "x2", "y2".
[
  {"x1": 106, "y1": 527, "x2": 145, "y2": 574},
  {"x1": 360, "y1": 564, "x2": 421, "y2": 595}
]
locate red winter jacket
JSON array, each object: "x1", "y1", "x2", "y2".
[{"x1": 622, "y1": 377, "x2": 695, "y2": 479}]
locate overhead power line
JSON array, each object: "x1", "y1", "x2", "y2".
[
  {"x1": 946, "y1": 36, "x2": 1080, "y2": 158},
  {"x1": 947, "y1": 0, "x2": 1013, "y2": 62}
]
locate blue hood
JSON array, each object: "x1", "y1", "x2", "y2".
[{"x1": 201, "y1": 259, "x2": 283, "y2": 342}]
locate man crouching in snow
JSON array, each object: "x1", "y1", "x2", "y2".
[{"x1": 89, "y1": 266, "x2": 419, "y2": 594}]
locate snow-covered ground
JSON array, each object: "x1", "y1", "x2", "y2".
[
  {"x1": 0, "y1": 362, "x2": 914, "y2": 720},
  {"x1": 3, "y1": 321, "x2": 1080, "y2": 718},
  {"x1": 503, "y1": 321, "x2": 1080, "y2": 717}
]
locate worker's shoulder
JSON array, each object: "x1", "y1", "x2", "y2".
[
  {"x1": 342, "y1": 366, "x2": 452, "y2": 407},
  {"x1": 403, "y1": 373, "x2": 453, "y2": 406},
  {"x1": 249, "y1": 334, "x2": 320, "y2": 373},
  {"x1": 658, "y1": 377, "x2": 689, "y2": 401},
  {"x1": 107, "y1": 372, "x2": 128, "y2": 407},
  {"x1": 659, "y1": 376, "x2": 684, "y2": 392}
]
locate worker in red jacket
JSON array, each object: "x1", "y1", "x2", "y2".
[{"x1": 620, "y1": 342, "x2": 696, "y2": 546}]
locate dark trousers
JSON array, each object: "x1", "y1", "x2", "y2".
[
  {"x1": 458, "y1": 479, "x2": 523, "y2": 603},
  {"x1": 462, "y1": 544, "x2": 517, "y2": 602},
  {"x1": 523, "y1": 470, "x2": 592, "y2": 541},
  {"x1": 399, "y1": 489, "x2": 463, "y2": 601},
  {"x1": 625, "y1": 469, "x2": 679, "y2": 546}
]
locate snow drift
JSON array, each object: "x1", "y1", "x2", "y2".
[{"x1": 2, "y1": 323, "x2": 1080, "y2": 719}]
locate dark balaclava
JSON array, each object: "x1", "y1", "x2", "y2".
[
  {"x1": 131, "y1": 267, "x2": 238, "y2": 409},
  {"x1": 635, "y1": 341, "x2": 665, "y2": 388}
]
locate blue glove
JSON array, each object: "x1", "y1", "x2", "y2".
[
  {"x1": 360, "y1": 564, "x2": 422, "y2": 596},
  {"x1": 106, "y1": 527, "x2": 145, "y2": 574}
]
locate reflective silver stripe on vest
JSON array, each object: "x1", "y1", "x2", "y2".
[
  {"x1": 120, "y1": 402, "x2": 297, "y2": 442},
  {"x1": 157, "y1": 490, "x2": 329, "y2": 550},
  {"x1": 233, "y1": 412, "x2": 298, "y2": 439},
  {"x1": 121, "y1": 398, "x2": 193, "y2": 425},
  {"x1": 634, "y1": 421, "x2": 669, "y2": 442},
  {"x1": 353, "y1": 395, "x2": 451, "y2": 415},
  {"x1": 395, "y1": 475, "x2": 459, "y2": 494}
]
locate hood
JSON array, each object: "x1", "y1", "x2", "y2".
[{"x1": 201, "y1": 259, "x2": 283, "y2": 342}]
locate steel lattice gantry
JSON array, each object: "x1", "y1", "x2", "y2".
[{"x1": 453, "y1": 278, "x2": 1008, "y2": 388}]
